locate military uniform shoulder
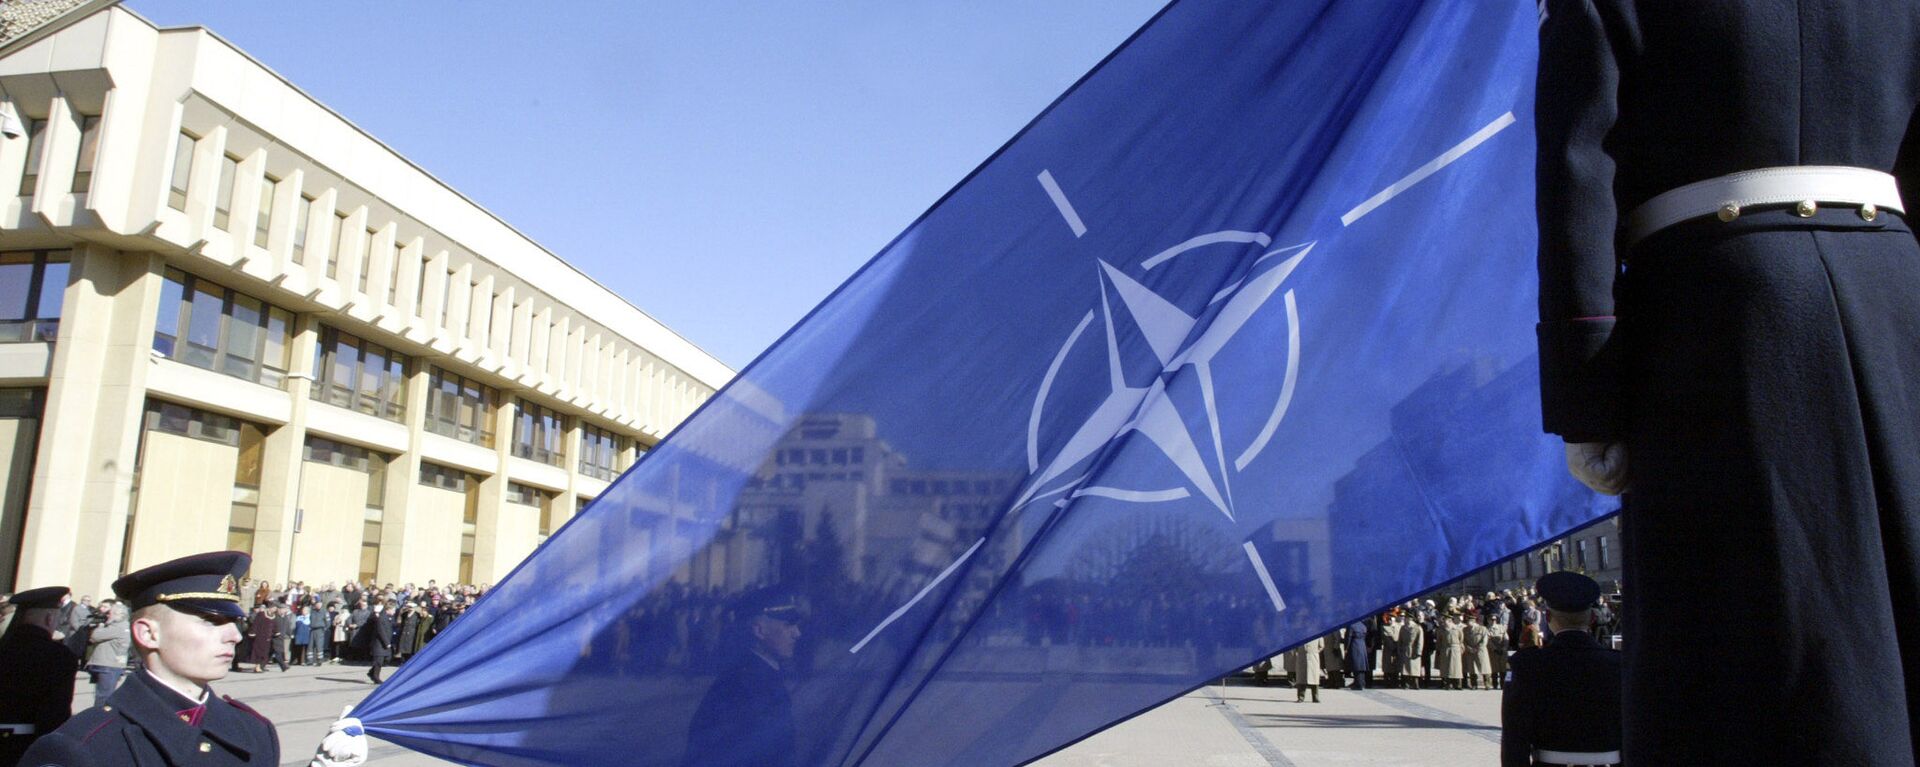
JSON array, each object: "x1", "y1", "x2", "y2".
[
  {"x1": 1508, "y1": 646, "x2": 1544, "y2": 666},
  {"x1": 221, "y1": 695, "x2": 272, "y2": 727},
  {"x1": 18, "y1": 706, "x2": 127, "y2": 765}
]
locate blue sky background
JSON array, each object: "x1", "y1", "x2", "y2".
[{"x1": 125, "y1": 1, "x2": 1169, "y2": 370}]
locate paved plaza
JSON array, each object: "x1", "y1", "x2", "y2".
[{"x1": 70, "y1": 667, "x2": 1504, "y2": 766}]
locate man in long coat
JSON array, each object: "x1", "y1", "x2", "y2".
[
  {"x1": 1463, "y1": 613, "x2": 1490, "y2": 690},
  {"x1": 1437, "y1": 614, "x2": 1463, "y2": 690},
  {"x1": 1398, "y1": 615, "x2": 1424, "y2": 689},
  {"x1": 1287, "y1": 636, "x2": 1324, "y2": 703},
  {"x1": 1345, "y1": 620, "x2": 1370, "y2": 690},
  {"x1": 1538, "y1": 1, "x2": 1920, "y2": 761}
]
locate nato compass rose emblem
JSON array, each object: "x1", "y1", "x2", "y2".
[{"x1": 849, "y1": 112, "x2": 1520, "y2": 654}]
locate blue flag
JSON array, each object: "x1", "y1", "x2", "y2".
[{"x1": 353, "y1": 1, "x2": 1611, "y2": 764}]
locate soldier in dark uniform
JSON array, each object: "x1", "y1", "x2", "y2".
[
  {"x1": 1537, "y1": 1, "x2": 1920, "y2": 763},
  {"x1": 18, "y1": 551, "x2": 369, "y2": 767},
  {"x1": 1500, "y1": 572, "x2": 1620, "y2": 767},
  {"x1": 0, "y1": 586, "x2": 78, "y2": 767},
  {"x1": 682, "y1": 590, "x2": 802, "y2": 767}
]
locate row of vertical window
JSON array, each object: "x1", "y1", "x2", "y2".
[
  {"x1": 512, "y1": 398, "x2": 565, "y2": 466},
  {"x1": 136, "y1": 400, "x2": 266, "y2": 558},
  {"x1": 311, "y1": 325, "x2": 408, "y2": 422},
  {"x1": 163, "y1": 130, "x2": 705, "y2": 422},
  {"x1": 424, "y1": 365, "x2": 497, "y2": 447},
  {"x1": 0, "y1": 250, "x2": 68, "y2": 343},
  {"x1": 153, "y1": 268, "x2": 294, "y2": 388},
  {"x1": 418, "y1": 461, "x2": 473, "y2": 492},
  {"x1": 15, "y1": 111, "x2": 100, "y2": 196},
  {"x1": 579, "y1": 424, "x2": 627, "y2": 481}
]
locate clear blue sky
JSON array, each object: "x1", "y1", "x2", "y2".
[{"x1": 125, "y1": 1, "x2": 1169, "y2": 370}]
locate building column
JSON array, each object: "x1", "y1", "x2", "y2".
[
  {"x1": 375, "y1": 364, "x2": 430, "y2": 584},
  {"x1": 469, "y1": 396, "x2": 514, "y2": 583},
  {"x1": 248, "y1": 314, "x2": 317, "y2": 585},
  {"x1": 17, "y1": 246, "x2": 162, "y2": 599}
]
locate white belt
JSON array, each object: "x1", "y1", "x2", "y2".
[
  {"x1": 1623, "y1": 165, "x2": 1904, "y2": 247},
  {"x1": 1534, "y1": 748, "x2": 1620, "y2": 765},
  {"x1": 0, "y1": 723, "x2": 35, "y2": 735}
]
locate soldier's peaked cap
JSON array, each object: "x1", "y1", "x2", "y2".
[
  {"x1": 113, "y1": 550, "x2": 250, "y2": 619},
  {"x1": 736, "y1": 587, "x2": 803, "y2": 623},
  {"x1": 8, "y1": 585, "x2": 69, "y2": 609},
  {"x1": 1535, "y1": 571, "x2": 1601, "y2": 612}
]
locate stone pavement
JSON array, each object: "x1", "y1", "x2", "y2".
[{"x1": 70, "y1": 668, "x2": 1502, "y2": 766}]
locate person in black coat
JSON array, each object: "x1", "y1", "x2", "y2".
[
  {"x1": 361, "y1": 602, "x2": 394, "y2": 684},
  {"x1": 1500, "y1": 573, "x2": 1620, "y2": 767},
  {"x1": 1537, "y1": 2, "x2": 1920, "y2": 762},
  {"x1": 0, "y1": 587, "x2": 77, "y2": 767},
  {"x1": 683, "y1": 591, "x2": 802, "y2": 767}
]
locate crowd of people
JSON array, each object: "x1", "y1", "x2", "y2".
[
  {"x1": 0, "y1": 577, "x2": 489, "y2": 691},
  {"x1": 1254, "y1": 584, "x2": 1622, "y2": 698}
]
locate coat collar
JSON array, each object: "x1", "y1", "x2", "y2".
[{"x1": 107, "y1": 669, "x2": 259, "y2": 762}]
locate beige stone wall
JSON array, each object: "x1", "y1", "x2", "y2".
[
  {"x1": 401, "y1": 484, "x2": 464, "y2": 585},
  {"x1": 0, "y1": 415, "x2": 38, "y2": 591},
  {"x1": 289, "y1": 461, "x2": 369, "y2": 584},
  {"x1": 126, "y1": 431, "x2": 235, "y2": 571},
  {"x1": 482, "y1": 500, "x2": 541, "y2": 584}
]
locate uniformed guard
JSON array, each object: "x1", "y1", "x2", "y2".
[
  {"x1": 18, "y1": 551, "x2": 369, "y2": 767},
  {"x1": 0, "y1": 585, "x2": 78, "y2": 767},
  {"x1": 683, "y1": 588, "x2": 803, "y2": 767},
  {"x1": 1538, "y1": 1, "x2": 1920, "y2": 762},
  {"x1": 1499, "y1": 571, "x2": 1620, "y2": 767}
]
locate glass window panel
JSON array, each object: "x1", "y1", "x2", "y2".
[
  {"x1": 291, "y1": 195, "x2": 312, "y2": 265},
  {"x1": 214, "y1": 154, "x2": 238, "y2": 229},
  {"x1": 168, "y1": 132, "x2": 195, "y2": 210},
  {"x1": 330, "y1": 335, "x2": 358, "y2": 407},
  {"x1": 71, "y1": 115, "x2": 100, "y2": 193},
  {"x1": 357, "y1": 345, "x2": 385, "y2": 415},
  {"x1": 222, "y1": 294, "x2": 260, "y2": 379},
  {"x1": 35, "y1": 256, "x2": 67, "y2": 320},
  {"x1": 263, "y1": 308, "x2": 291, "y2": 371},
  {"x1": 184, "y1": 282, "x2": 224, "y2": 368},
  {"x1": 328, "y1": 212, "x2": 347, "y2": 279},
  {"x1": 383, "y1": 355, "x2": 406, "y2": 421},
  {"x1": 153, "y1": 270, "x2": 186, "y2": 355},
  {"x1": 255, "y1": 174, "x2": 277, "y2": 247},
  {"x1": 0, "y1": 253, "x2": 32, "y2": 321}
]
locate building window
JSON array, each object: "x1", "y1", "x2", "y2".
[
  {"x1": 254, "y1": 174, "x2": 278, "y2": 248},
  {"x1": 168, "y1": 131, "x2": 196, "y2": 210},
  {"x1": 1598, "y1": 535, "x2": 1610, "y2": 570},
  {"x1": 310, "y1": 325, "x2": 407, "y2": 421},
  {"x1": 0, "y1": 250, "x2": 68, "y2": 343},
  {"x1": 512, "y1": 399, "x2": 565, "y2": 466},
  {"x1": 358, "y1": 227, "x2": 376, "y2": 294},
  {"x1": 387, "y1": 239, "x2": 404, "y2": 305},
  {"x1": 71, "y1": 114, "x2": 100, "y2": 193},
  {"x1": 17, "y1": 118, "x2": 46, "y2": 195},
  {"x1": 1576, "y1": 539, "x2": 1589, "y2": 570},
  {"x1": 151, "y1": 268, "x2": 293, "y2": 387},
  {"x1": 327, "y1": 212, "x2": 347, "y2": 279},
  {"x1": 304, "y1": 436, "x2": 390, "y2": 509},
  {"x1": 579, "y1": 423, "x2": 626, "y2": 481},
  {"x1": 418, "y1": 461, "x2": 471, "y2": 492},
  {"x1": 142, "y1": 399, "x2": 241, "y2": 446},
  {"x1": 290, "y1": 195, "x2": 313, "y2": 265},
  {"x1": 424, "y1": 365, "x2": 496, "y2": 447},
  {"x1": 506, "y1": 481, "x2": 553, "y2": 508},
  {"x1": 213, "y1": 154, "x2": 239, "y2": 230}
]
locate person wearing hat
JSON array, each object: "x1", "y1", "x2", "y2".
[
  {"x1": 0, "y1": 585, "x2": 78, "y2": 766},
  {"x1": 683, "y1": 589, "x2": 803, "y2": 767},
  {"x1": 1500, "y1": 571, "x2": 1620, "y2": 767},
  {"x1": 17, "y1": 551, "x2": 370, "y2": 767}
]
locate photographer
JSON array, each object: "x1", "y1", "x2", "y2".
[{"x1": 84, "y1": 600, "x2": 131, "y2": 698}]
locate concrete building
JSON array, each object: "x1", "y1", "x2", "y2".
[{"x1": 0, "y1": 4, "x2": 731, "y2": 599}]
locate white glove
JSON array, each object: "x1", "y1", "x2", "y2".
[
  {"x1": 309, "y1": 705, "x2": 368, "y2": 767},
  {"x1": 1565, "y1": 441, "x2": 1629, "y2": 496}
]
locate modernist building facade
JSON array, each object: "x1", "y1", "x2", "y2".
[{"x1": 0, "y1": 5, "x2": 731, "y2": 599}]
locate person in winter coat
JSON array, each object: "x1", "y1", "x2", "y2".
[{"x1": 1288, "y1": 636, "x2": 1325, "y2": 703}]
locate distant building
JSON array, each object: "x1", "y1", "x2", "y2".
[{"x1": 0, "y1": 5, "x2": 730, "y2": 597}]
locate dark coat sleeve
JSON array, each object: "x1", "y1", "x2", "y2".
[
  {"x1": 1536, "y1": 0, "x2": 1627, "y2": 442},
  {"x1": 1894, "y1": 104, "x2": 1920, "y2": 236},
  {"x1": 1501, "y1": 651, "x2": 1537, "y2": 767}
]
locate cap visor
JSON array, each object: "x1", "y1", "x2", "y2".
[{"x1": 171, "y1": 599, "x2": 247, "y2": 620}]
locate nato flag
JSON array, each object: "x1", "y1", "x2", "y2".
[{"x1": 352, "y1": 1, "x2": 1612, "y2": 764}]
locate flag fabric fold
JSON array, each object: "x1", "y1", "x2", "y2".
[{"x1": 352, "y1": 1, "x2": 1613, "y2": 764}]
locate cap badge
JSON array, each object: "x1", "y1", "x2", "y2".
[{"x1": 218, "y1": 575, "x2": 238, "y2": 595}]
